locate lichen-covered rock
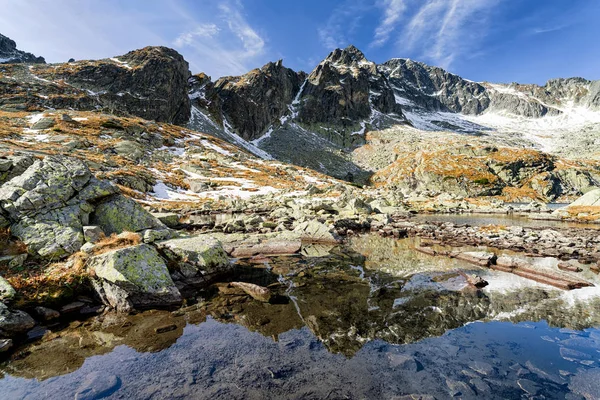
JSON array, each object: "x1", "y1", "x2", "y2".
[
  {"x1": 152, "y1": 212, "x2": 180, "y2": 228},
  {"x1": 0, "y1": 155, "x2": 162, "y2": 259},
  {"x1": 0, "y1": 156, "x2": 117, "y2": 258},
  {"x1": 0, "y1": 276, "x2": 16, "y2": 302},
  {"x1": 157, "y1": 236, "x2": 231, "y2": 280},
  {"x1": 88, "y1": 244, "x2": 181, "y2": 312},
  {"x1": 83, "y1": 226, "x2": 104, "y2": 243},
  {"x1": 91, "y1": 195, "x2": 165, "y2": 235},
  {"x1": 0, "y1": 302, "x2": 35, "y2": 336}
]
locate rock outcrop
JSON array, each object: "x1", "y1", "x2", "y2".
[
  {"x1": 0, "y1": 155, "x2": 166, "y2": 259},
  {"x1": 36, "y1": 47, "x2": 191, "y2": 123},
  {"x1": 0, "y1": 34, "x2": 45, "y2": 64},
  {"x1": 1, "y1": 46, "x2": 190, "y2": 123}
]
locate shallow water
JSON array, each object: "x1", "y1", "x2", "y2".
[{"x1": 1, "y1": 236, "x2": 599, "y2": 399}]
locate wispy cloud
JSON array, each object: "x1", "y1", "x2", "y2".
[
  {"x1": 370, "y1": 0, "x2": 407, "y2": 48},
  {"x1": 390, "y1": 0, "x2": 502, "y2": 68},
  {"x1": 172, "y1": 0, "x2": 267, "y2": 77},
  {"x1": 318, "y1": 0, "x2": 369, "y2": 50},
  {"x1": 173, "y1": 24, "x2": 219, "y2": 47},
  {"x1": 530, "y1": 25, "x2": 569, "y2": 35}
]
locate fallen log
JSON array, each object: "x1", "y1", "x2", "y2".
[{"x1": 557, "y1": 262, "x2": 583, "y2": 273}]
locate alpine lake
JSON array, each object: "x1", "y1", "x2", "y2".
[{"x1": 1, "y1": 224, "x2": 599, "y2": 399}]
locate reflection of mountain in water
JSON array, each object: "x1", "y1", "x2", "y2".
[{"x1": 3, "y1": 236, "x2": 600, "y2": 379}]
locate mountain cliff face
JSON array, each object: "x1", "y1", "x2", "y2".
[
  {"x1": 0, "y1": 34, "x2": 45, "y2": 64},
  {"x1": 297, "y1": 46, "x2": 400, "y2": 134}
]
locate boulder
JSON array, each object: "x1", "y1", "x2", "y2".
[
  {"x1": 34, "y1": 306, "x2": 60, "y2": 321},
  {"x1": 157, "y1": 236, "x2": 231, "y2": 280},
  {"x1": 294, "y1": 220, "x2": 340, "y2": 243},
  {"x1": 152, "y1": 212, "x2": 180, "y2": 228},
  {"x1": 554, "y1": 188, "x2": 600, "y2": 217},
  {"x1": 0, "y1": 338, "x2": 12, "y2": 352},
  {"x1": 0, "y1": 302, "x2": 35, "y2": 335},
  {"x1": 91, "y1": 195, "x2": 165, "y2": 235},
  {"x1": 30, "y1": 117, "x2": 55, "y2": 130},
  {"x1": 88, "y1": 244, "x2": 182, "y2": 311}
]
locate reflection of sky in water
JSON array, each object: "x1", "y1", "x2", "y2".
[
  {"x1": 1, "y1": 319, "x2": 598, "y2": 399},
  {"x1": 2, "y1": 235, "x2": 600, "y2": 399}
]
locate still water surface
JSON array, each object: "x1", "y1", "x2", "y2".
[{"x1": 1, "y1": 236, "x2": 599, "y2": 399}]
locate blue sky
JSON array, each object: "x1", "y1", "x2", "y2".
[{"x1": 1, "y1": 0, "x2": 599, "y2": 84}]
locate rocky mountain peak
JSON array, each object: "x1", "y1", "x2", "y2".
[
  {"x1": 325, "y1": 45, "x2": 368, "y2": 66},
  {"x1": 0, "y1": 33, "x2": 45, "y2": 64}
]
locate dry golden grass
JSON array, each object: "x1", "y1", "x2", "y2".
[
  {"x1": 0, "y1": 253, "x2": 89, "y2": 306},
  {"x1": 90, "y1": 232, "x2": 141, "y2": 256}
]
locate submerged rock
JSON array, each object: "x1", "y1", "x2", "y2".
[
  {"x1": 230, "y1": 282, "x2": 272, "y2": 302},
  {"x1": 88, "y1": 244, "x2": 182, "y2": 312}
]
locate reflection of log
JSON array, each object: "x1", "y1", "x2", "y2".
[
  {"x1": 414, "y1": 246, "x2": 437, "y2": 256},
  {"x1": 458, "y1": 271, "x2": 488, "y2": 288},
  {"x1": 492, "y1": 256, "x2": 592, "y2": 290},
  {"x1": 416, "y1": 249, "x2": 594, "y2": 291}
]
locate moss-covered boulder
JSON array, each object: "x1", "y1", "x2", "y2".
[
  {"x1": 91, "y1": 195, "x2": 165, "y2": 235},
  {"x1": 88, "y1": 244, "x2": 181, "y2": 312}
]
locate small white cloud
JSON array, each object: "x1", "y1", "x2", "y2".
[
  {"x1": 530, "y1": 25, "x2": 568, "y2": 35},
  {"x1": 173, "y1": 24, "x2": 220, "y2": 47},
  {"x1": 218, "y1": 1, "x2": 265, "y2": 59}
]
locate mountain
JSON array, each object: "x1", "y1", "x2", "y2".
[
  {"x1": 185, "y1": 45, "x2": 600, "y2": 201},
  {"x1": 0, "y1": 34, "x2": 45, "y2": 64}
]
